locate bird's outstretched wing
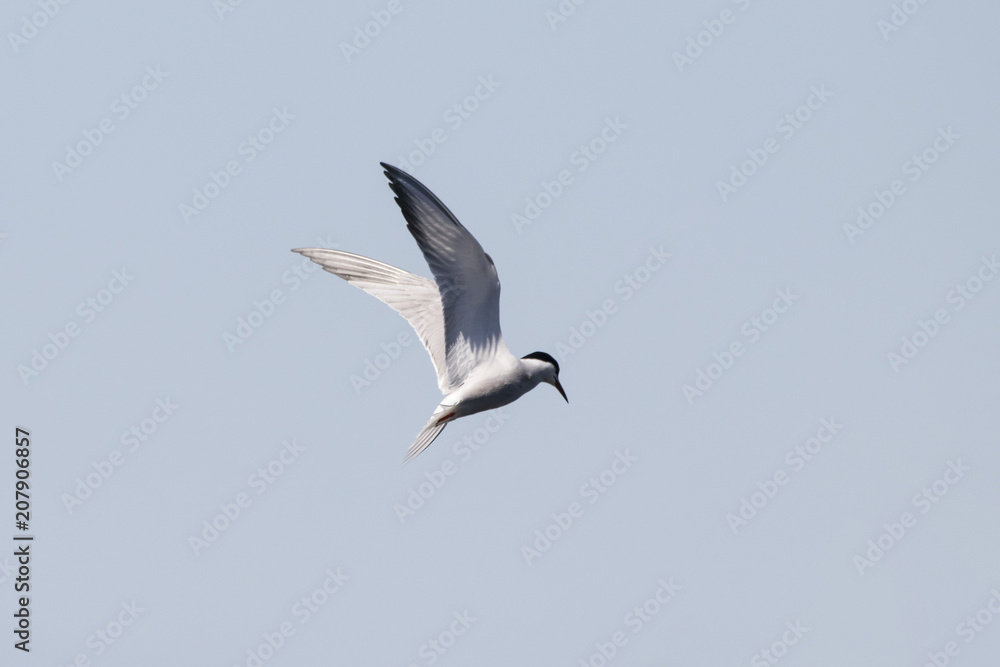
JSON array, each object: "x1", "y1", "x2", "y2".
[
  {"x1": 380, "y1": 162, "x2": 509, "y2": 389},
  {"x1": 291, "y1": 248, "x2": 454, "y2": 394}
]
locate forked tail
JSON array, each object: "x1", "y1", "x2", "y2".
[{"x1": 403, "y1": 419, "x2": 447, "y2": 464}]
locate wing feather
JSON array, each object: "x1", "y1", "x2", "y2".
[
  {"x1": 291, "y1": 248, "x2": 454, "y2": 394},
  {"x1": 380, "y1": 163, "x2": 509, "y2": 388}
]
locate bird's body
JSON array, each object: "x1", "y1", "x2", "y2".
[
  {"x1": 441, "y1": 353, "x2": 551, "y2": 418},
  {"x1": 294, "y1": 163, "x2": 566, "y2": 461}
]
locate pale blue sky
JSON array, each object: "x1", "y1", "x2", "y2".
[{"x1": 3, "y1": 1, "x2": 1000, "y2": 665}]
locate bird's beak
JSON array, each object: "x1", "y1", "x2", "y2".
[{"x1": 554, "y1": 377, "x2": 568, "y2": 403}]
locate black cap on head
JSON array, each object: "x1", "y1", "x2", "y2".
[{"x1": 522, "y1": 351, "x2": 559, "y2": 375}]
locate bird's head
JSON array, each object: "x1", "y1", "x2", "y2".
[{"x1": 522, "y1": 352, "x2": 568, "y2": 403}]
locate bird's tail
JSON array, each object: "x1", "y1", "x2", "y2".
[{"x1": 403, "y1": 411, "x2": 453, "y2": 463}]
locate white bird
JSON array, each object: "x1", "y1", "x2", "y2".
[{"x1": 293, "y1": 163, "x2": 567, "y2": 462}]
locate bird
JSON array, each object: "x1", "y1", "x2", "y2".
[{"x1": 293, "y1": 163, "x2": 567, "y2": 462}]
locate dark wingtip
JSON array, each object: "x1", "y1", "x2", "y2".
[
  {"x1": 380, "y1": 162, "x2": 406, "y2": 179},
  {"x1": 381, "y1": 163, "x2": 411, "y2": 196}
]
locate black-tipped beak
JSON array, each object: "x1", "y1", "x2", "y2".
[{"x1": 554, "y1": 377, "x2": 568, "y2": 403}]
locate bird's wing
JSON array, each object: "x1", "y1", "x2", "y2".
[
  {"x1": 291, "y1": 248, "x2": 453, "y2": 394},
  {"x1": 380, "y1": 162, "x2": 509, "y2": 389}
]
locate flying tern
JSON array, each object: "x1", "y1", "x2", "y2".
[{"x1": 293, "y1": 163, "x2": 567, "y2": 462}]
